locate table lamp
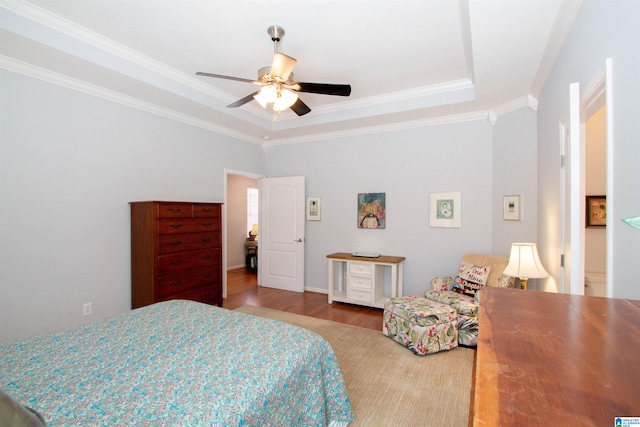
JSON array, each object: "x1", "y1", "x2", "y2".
[{"x1": 503, "y1": 243, "x2": 549, "y2": 290}]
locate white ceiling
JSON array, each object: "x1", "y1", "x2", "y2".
[{"x1": 0, "y1": 0, "x2": 582, "y2": 146}]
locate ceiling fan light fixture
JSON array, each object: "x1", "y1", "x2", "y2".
[
  {"x1": 273, "y1": 89, "x2": 298, "y2": 112},
  {"x1": 254, "y1": 85, "x2": 277, "y2": 108}
]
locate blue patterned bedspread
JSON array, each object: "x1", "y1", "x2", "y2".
[{"x1": 0, "y1": 300, "x2": 354, "y2": 426}]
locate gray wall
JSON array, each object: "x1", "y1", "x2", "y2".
[
  {"x1": 265, "y1": 115, "x2": 538, "y2": 296},
  {"x1": 492, "y1": 107, "x2": 539, "y2": 254},
  {"x1": 537, "y1": 0, "x2": 640, "y2": 299},
  {"x1": 0, "y1": 71, "x2": 265, "y2": 342}
]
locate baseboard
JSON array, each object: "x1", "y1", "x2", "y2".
[
  {"x1": 227, "y1": 265, "x2": 246, "y2": 271},
  {"x1": 304, "y1": 286, "x2": 328, "y2": 294}
]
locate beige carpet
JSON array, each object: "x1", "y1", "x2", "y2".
[{"x1": 235, "y1": 305, "x2": 474, "y2": 427}]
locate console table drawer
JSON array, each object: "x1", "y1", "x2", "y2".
[
  {"x1": 349, "y1": 274, "x2": 374, "y2": 290},
  {"x1": 349, "y1": 261, "x2": 373, "y2": 275},
  {"x1": 348, "y1": 288, "x2": 373, "y2": 303}
]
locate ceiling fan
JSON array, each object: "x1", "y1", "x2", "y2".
[{"x1": 196, "y1": 26, "x2": 351, "y2": 117}]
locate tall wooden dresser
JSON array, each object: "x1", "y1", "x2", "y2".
[{"x1": 130, "y1": 201, "x2": 222, "y2": 309}]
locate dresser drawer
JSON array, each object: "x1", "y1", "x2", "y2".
[
  {"x1": 159, "y1": 232, "x2": 220, "y2": 254},
  {"x1": 158, "y1": 249, "x2": 220, "y2": 275},
  {"x1": 159, "y1": 284, "x2": 222, "y2": 307},
  {"x1": 156, "y1": 266, "x2": 221, "y2": 298},
  {"x1": 157, "y1": 203, "x2": 192, "y2": 218},
  {"x1": 158, "y1": 218, "x2": 220, "y2": 234},
  {"x1": 349, "y1": 261, "x2": 373, "y2": 275},
  {"x1": 349, "y1": 274, "x2": 374, "y2": 290},
  {"x1": 348, "y1": 288, "x2": 373, "y2": 303},
  {"x1": 193, "y1": 204, "x2": 221, "y2": 218}
]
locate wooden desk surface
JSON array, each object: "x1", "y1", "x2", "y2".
[
  {"x1": 326, "y1": 252, "x2": 405, "y2": 264},
  {"x1": 474, "y1": 287, "x2": 640, "y2": 426}
]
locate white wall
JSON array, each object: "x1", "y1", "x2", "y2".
[
  {"x1": 537, "y1": 0, "x2": 640, "y2": 299},
  {"x1": 226, "y1": 174, "x2": 259, "y2": 269},
  {"x1": 0, "y1": 71, "x2": 265, "y2": 342}
]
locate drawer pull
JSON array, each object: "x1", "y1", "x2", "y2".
[
  {"x1": 169, "y1": 280, "x2": 183, "y2": 287},
  {"x1": 202, "y1": 255, "x2": 212, "y2": 260},
  {"x1": 203, "y1": 273, "x2": 213, "y2": 278},
  {"x1": 202, "y1": 237, "x2": 212, "y2": 243},
  {"x1": 169, "y1": 259, "x2": 183, "y2": 266},
  {"x1": 201, "y1": 208, "x2": 213, "y2": 213},
  {"x1": 201, "y1": 222, "x2": 213, "y2": 227},
  {"x1": 169, "y1": 224, "x2": 182, "y2": 229},
  {"x1": 168, "y1": 240, "x2": 182, "y2": 246},
  {"x1": 168, "y1": 208, "x2": 182, "y2": 213}
]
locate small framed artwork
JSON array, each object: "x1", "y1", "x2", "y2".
[
  {"x1": 503, "y1": 195, "x2": 520, "y2": 221},
  {"x1": 306, "y1": 197, "x2": 322, "y2": 221},
  {"x1": 586, "y1": 195, "x2": 606, "y2": 227},
  {"x1": 430, "y1": 192, "x2": 461, "y2": 228},
  {"x1": 357, "y1": 193, "x2": 386, "y2": 229}
]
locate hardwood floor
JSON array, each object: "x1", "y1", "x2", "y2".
[{"x1": 223, "y1": 268, "x2": 384, "y2": 330}]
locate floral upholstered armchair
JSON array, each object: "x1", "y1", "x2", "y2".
[{"x1": 424, "y1": 254, "x2": 515, "y2": 346}]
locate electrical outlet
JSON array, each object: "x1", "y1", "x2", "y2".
[{"x1": 83, "y1": 303, "x2": 92, "y2": 316}]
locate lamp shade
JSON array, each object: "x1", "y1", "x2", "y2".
[{"x1": 503, "y1": 243, "x2": 549, "y2": 279}]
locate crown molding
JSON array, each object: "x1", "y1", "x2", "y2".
[
  {"x1": 268, "y1": 111, "x2": 489, "y2": 147},
  {"x1": 0, "y1": 55, "x2": 263, "y2": 145}
]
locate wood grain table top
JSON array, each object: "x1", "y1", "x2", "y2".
[{"x1": 473, "y1": 287, "x2": 640, "y2": 426}]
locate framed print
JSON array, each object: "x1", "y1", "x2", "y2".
[
  {"x1": 586, "y1": 195, "x2": 606, "y2": 227},
  {"x1": 357, "y1": 193, "x2": 385, "y2": 229},
  {"x1": 430, "y1": 192, "x2": 461, "y2": 228},
  {"x1": 503, "y1": 195, "x2": 520, "y2": 221},
  {"x1": 306, "y1": 197, "x2": 322, "y2": 221}
]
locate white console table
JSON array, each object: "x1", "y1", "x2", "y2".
[{"x1": 326, "y1": 252, "x2": 405, "y2": 308}]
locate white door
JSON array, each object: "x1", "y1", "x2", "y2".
[
  {"x1": 567, "y1": 81, "x2": 585, "y2": 295},
  {"x1": 259, "y1": 176, "x2": 305, "y2": 292}
]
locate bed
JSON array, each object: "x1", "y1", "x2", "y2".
[{"x1": 0, "y1": 300, "x2": 354, "y2": 426}]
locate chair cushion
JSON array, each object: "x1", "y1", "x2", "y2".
[{"x1": 424, "y1": 290, "x2": 478, "y2": 317}]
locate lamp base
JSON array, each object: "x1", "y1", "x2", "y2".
[{"x1": 519, "y1": 277, "x2": 529, "y2": 291}]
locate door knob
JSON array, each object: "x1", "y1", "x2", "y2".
[{"x1": 294, "y1": 238, "x2": 303, "y2": 242}]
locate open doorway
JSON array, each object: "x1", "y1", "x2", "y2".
[
  {"x1": 584, "y1": 105, "x2": 607, "y2": 296},
  {"x1": 224, "y1": 170, "x2": 263, "y2": 299},
  {"x1": 560, "y1": 58, "x2": 613, "y2": 297}
]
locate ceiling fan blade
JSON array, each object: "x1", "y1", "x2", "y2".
[
  {"x1": 296, "y1": 82, "x2": 351, "y2": 97},
  {"x1": 290, "y1": 98, "x2": 312, "y2": 116},
  {"x1": 227, "y1": 91, "x2": 260, "y2": 108},
  {"x1": 196, "y1": 72, "x2": 255, "y2": 84},
  {"x1": 270, "y1": 52, "x2": 297, "y2": 81}
]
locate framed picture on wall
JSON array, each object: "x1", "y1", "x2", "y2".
[
  {"x1": 430, "y1": 192, "x2": 461, "y2": 228},
  {"x1": 586, "y1": 195, "x2": 606, "y2": 227},
  {"x1": 357, "y1": 193, "x2": 386, "y2": 229},
  {"x1": 306, "y1": 197, "x2": 322, "y2": 221},
  {"x1": 503, "y1": 195, "x2": 521, "y2": 221}
]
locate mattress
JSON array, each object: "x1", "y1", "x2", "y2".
[{"x1": 0, "y1": 300, "x2": 354, "y2": 426}]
